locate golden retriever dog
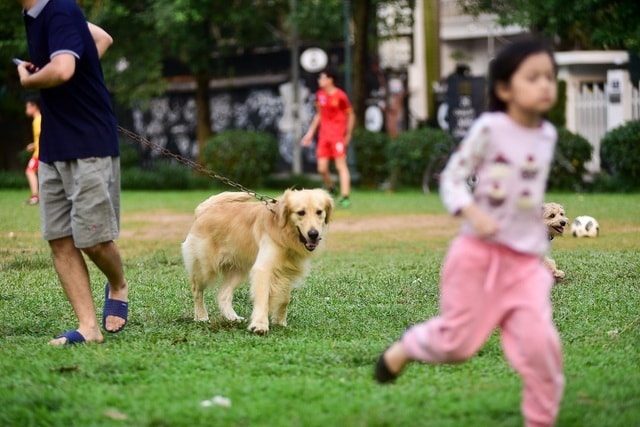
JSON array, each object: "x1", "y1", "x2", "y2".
[
  {"x1": 542, "y1": 202, "x2": 568, "y2": 282},
  {"x1": 181, "y1": 189, "x2": 333, "y2": 334}
]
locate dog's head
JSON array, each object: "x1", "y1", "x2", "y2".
[
  {"x1": 542, "y1": 202, "x2": 568, "y2": 240},
  {"x1": 278, "y1": 188, "x2": 334, "y2": 252}
]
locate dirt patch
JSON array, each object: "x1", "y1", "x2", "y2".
[
  {"x1": 121, "y1": 210, "x2": 193, "y2": 242},
  {"x1": 329, "y1": 214, "x2": 458, "y2": 234},
  {"x1": 120, "y1": 210, "x2": 459, "y2": 242}
]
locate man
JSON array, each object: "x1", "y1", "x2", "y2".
[
  {"x1": 17, "y1": 0, "x2": 129, "y2": 345},
  {"x1": 24, "y1": 98, "x2": 41, "y2": 205},
  {"x1": 302, "y1": 68, "x2": 355, "y2": 208}
]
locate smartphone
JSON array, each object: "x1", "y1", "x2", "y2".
[{"x1": 12, "y1": 58, "x2": 24, "y2": 66}]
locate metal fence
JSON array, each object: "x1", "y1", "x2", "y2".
[
  {"x1": 575, "y1": 83, "x2": 607, "y2": 148},
  {"x1": 575, "y1": 81, "x2": 640, "y2": 148}
]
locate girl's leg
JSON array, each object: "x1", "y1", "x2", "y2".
[
  {"x1": 401, "y1": 236, "x2": 506, "y2": 363},
  {"x1": 500, "y1": 260, "x2": 564, "y2": 427},
  {"x1": 377, "y1": 236, "x2": 505, "y2": 383}
]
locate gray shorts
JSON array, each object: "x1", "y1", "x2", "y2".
[{"x1": 39, "y1": 157, "x2": 121, "y2": 248}]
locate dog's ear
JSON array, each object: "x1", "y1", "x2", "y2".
[
  {"x1": 278, "y1": 189, "x2": 291, "y2": 228},
  {"x1": 324, "y1": 191, "x2": 334, "y2": 224}
]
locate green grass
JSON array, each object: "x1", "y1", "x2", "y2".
[{"x1": 0, "y1": 189, "x2": 639, "y2": 427}]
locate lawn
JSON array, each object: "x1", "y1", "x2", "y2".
[{"x1": 0, "y1": 189, "x2": 638, "y2": 427}]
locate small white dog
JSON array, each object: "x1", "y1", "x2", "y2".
[
  {"x1": 542, "y1": 202, "x2": 568, "y2": 281},
  {"x1": 181, "y1": 189, "x2": 333, "y2": 334}
]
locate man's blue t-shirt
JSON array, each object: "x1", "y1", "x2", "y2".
[{"x1": 23, "y1": 0, "x2": 119, "y2": 163}]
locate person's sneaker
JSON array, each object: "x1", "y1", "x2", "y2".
[
  {"x1": 26, "y1": 195, "x2": 39, "y2": 205},
  {"x1": 327, "y1": 186, "x2": 338, "y2": 197},
  {"x1": 338, "y1": 197, "x2": 351, "y2": 208}
]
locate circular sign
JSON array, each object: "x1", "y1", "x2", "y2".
[
  {"x1": 437, "y1": 102, "x2": 449, "y2": 131},
  {"x1": 365, "y1": 105, "x2": 384, "y2": 132},
  {"x1": 300, "y1": 48, "x2": 328, "y2": 73}
]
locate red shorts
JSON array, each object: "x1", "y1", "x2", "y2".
[
  {"x1": 316, "y1": 138, "x2": 346, "y2": 159},
  {"x1": 26, "y1": 157, "x2": 39, "y2": 173}
]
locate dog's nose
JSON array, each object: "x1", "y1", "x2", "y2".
[
  {"x1": 308, "y1": 229, "x2": 319, "y2": 241},
  {"x1": 560, "y1": 221, "x2": 566, "y2": 226}
]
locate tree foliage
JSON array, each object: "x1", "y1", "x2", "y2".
[
  {"x1": 458, "y1": 0, "x2": 640, "y2": 52},
  {"x1": 1, "y1": 0, "x2": 413, "y2": 163},
  {"x1": 82, "y1": 1, "x2": 166, "y2": 108},
  {"x1": 0, "y1": 3, "x2": 29, "y2": 102}
]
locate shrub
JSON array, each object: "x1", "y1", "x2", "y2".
[
  {"x1": 386, "y1": 127, "x2": 452, "y2": 189},
  {"x1": 119, "y1": 139, "x2": 142, "y2": 169},
  {"x1": 0, "y1": 170, "x2": 28, "y2": 189},
  {"x1": 121, "y1": 161, "x2": 213, "y2": 190},
  {"x1": 352, "y1": 128, "x2": 390, "y2": 188},
  {"x1": 547, "y1": 80, "x2": 567, "y2": 128},
  {"x1": 548, "y1": 127, "x2": 593, "y2": 191},
  {"x1": 118, "y1": 136, "x2": 216, "y2": 190},
  {"x1": 599, "y1": 120, "x2": 640, "y2": 192},
  {"x1": 200, "y1": 130, "x2": 278, "y2": 189},
  {"x1": 264, "y1": 173, "x2": 322, "y2": 189}
]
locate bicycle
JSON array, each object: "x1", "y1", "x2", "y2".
[
  {"x1": 421, "y1": 135, "x2": 455, "y2": 194},
  {"x1": 421, "y1": 133, "x2": 478, "y2": 195}
]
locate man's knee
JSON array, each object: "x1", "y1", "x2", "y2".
[{"x1": 81, "y1": 241, "x2": 112, "y2": 258}]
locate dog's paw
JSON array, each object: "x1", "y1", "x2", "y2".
[
  {"x1": 248, "y1": 320, "x2": 270, "y2": 335},
  {"x1": 223, "y1": 314, "x2": 245, "y2": 323},
  {"x1": 553, "y1": 270, "x2": 565, "y2": 282},
  {"x1": 194, "y1": 314, "x2": 210, "y2": 322},
  {"x1": 220, "y1": 307, "x2": 245, "y2": 323},
  {"x1": 272, "y1": 318, "x2": 288, "y2": 327}
]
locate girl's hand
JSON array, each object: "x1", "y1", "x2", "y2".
[{"x1": 462, "y1": 204, "x2": 499, "y2": 238}]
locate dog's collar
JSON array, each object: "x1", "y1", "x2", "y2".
[{"x1": 548, "y1": 234, "x2": 554, "y2": 241}]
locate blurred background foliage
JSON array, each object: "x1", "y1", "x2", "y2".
[{"x1": 1, "y1": 1, "x2": 638, "y2": 192}]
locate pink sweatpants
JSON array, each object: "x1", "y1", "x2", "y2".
[{"x1": 401, "y1": 235, "x2": 564, "y2": 427}]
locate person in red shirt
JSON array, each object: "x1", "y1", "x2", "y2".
[
  {"x1": 302, "y1": 68, "x2": 355, "y2": 208},
  {"x1": 24, "y1": 98, "x2": 41, "y2": 205}
]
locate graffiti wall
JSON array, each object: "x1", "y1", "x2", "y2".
[{"x1": 127, "y1": 81, "x2": 319, "y2": 172}]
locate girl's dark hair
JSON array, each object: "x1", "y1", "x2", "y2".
[{"x1": 487, "y1": 38, "x2": 556, "y2": 112}]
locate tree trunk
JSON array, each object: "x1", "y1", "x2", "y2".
[
  {"x1": 424, "y1": 0, "x2": 440, "y2": 121},
  {"x1": 195, "y1": 72, "x2": 212, "y2": 163},
  {"x1": 352, "y1": 0, "x2": 370, "y2": 128}
]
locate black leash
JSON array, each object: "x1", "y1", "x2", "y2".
[{"x1": 117, "y1": 126, "x2": 278, "y2": 212}]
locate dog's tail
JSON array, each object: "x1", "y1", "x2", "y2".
[{"x1": 194, "y1": 192, "x2": 255, "y2": 217}]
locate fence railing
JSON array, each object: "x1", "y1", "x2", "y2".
[
  {"x1": 574, "y1": 81, "x2": 639, "y2": 145},
  {"x1": 633, "y1": 85, "x2": 640, "y2": 120},
  {"x1": 575, "y1": 83, "x2": 607, "y2": 148}
]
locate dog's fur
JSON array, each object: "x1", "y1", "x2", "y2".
[
  {"x1": 542, "y1": 202, "x2": 568, "y2": 281},
  {"x1": 181, "y1": 189, "x2": 333, "y2": 334}
]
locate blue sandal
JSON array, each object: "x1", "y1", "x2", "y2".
[
  {"x1": 54, "y1": 330, "x2": 86, "y2": 345},
  {"x1": 102, "y1": 283, "x2": 128, "y2": 333}
]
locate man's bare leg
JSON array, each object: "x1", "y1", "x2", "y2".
[
  {"x1": 83, "y1": 241, "x2": 128, "y2": 332},
  {"x1": 48, "y1": 236, "x2": 103, "y2": 345},
  {"x1": 316, "y1": 157, "x2": 334, "y2": 190},
  {"x1": 335, "y1": 156, "x2": 350, "y2": 197}
]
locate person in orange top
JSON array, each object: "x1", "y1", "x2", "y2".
[
  {"x1": 25, "y1": 98, "x2": 41, "y2": 205},
  {"x1": 302, "y1": 68, "x2": 355, "y2": 208}
]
